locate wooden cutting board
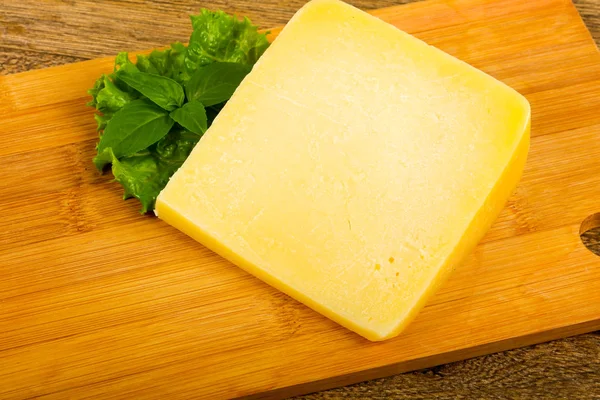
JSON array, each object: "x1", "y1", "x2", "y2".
[{"x1": 1, "y1": 0, "x2": 600, "y2": 398}]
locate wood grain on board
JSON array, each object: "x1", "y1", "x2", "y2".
[{"x1": 1, "y1": 0, "x2": 600, "y2": 399}]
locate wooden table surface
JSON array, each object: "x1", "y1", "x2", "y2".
[{"x1": 2, "y1": 0, "x2": 600, "y2": 398}]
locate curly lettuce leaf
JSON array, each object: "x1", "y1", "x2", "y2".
[
  {"x1": 87, "y1": 74, "x2": 138, "y2": 132},
  {"x1": 135, "y1": 55, "x2": 160, "y2": 75},
  {"x1": 87, "y1": 76, "x2": 105, "y2": 108},
  {"x1": 94, "y1": 113, "x2": 112, "y2": 132},
  {"x1": 114, "y1": 52, "x2": 139, "y2": 72},
  {"x1": 185, "y1": 10, "x2": 269, "y2": 77},
  {"x1": 110, "y1": 130, "x2": 200, "y2": 213},
  {"x1": 96, "y1": 75, "x2": 138, "y2": 114},
  {"x1": 141, "y1": 42, "x2": 188, "y2": 84}
]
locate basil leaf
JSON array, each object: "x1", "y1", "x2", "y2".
[
  {"x1": 116, "y1": 69, "x2": 185, "y2": 111},
  {"x1": 94, "y1": 99, "x2": 174, "y2": 170},
  {"x1": 185, "y1": 62, "x2": 251, "y2": 106},
  {"x1": 169, "y1": 101, "x2": 208, "y2": 135}
]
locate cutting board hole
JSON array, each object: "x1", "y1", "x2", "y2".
[{"x1": 580, "y1": 213, "x2": 600, "y2": 256}]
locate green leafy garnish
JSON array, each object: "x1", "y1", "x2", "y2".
[
  {"x1": 142, "y1": 43, "x2": 188, "y2": 84},
  {"x1": 185, "y1": 62, "x2": 251, "y2": 106},
  {"x1": 87, "y1": 9, "x2": 269, "y2": 213},
  {"x1": 88, "y1": 75, "x2": 137, "y2": 116},
  {"x1": 115, "y1": 69, "x2": 185, "y2": 111},
  {"x1": 94, "y1": 99, "x2": 174, "y2": 169},
  {"x1": 185, "y1": 10, "x2": 270, "y2": 76},
  {"x1": 169, "y1": 101, "x2": 208, "y2": 135},
  {"x1": 112, "y1": 130, "x2": 200, "y2": 213}
]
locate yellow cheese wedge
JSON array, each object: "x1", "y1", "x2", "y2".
[{"x1": 155, "y1": 0, "x2": 530, "y2": 341}]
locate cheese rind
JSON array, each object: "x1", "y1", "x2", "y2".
[{"x1": 156, "y1": 0, "x2": 531, "y2": 341}]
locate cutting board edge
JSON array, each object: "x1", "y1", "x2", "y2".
[
  {"x1": 565, "y1": 0, "x2": 600, "y2": 51},
  {"x1": 245, "y1": 319, "x2": 600, "y2": 400}
]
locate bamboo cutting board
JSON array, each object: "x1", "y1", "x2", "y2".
[{"x1": 1, "y1": 0, "x2": 600, "y2": 398}]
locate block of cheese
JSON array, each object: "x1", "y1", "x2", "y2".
[{"x1": 155, "y1": 0, "x2": 530, "y2": 341}]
